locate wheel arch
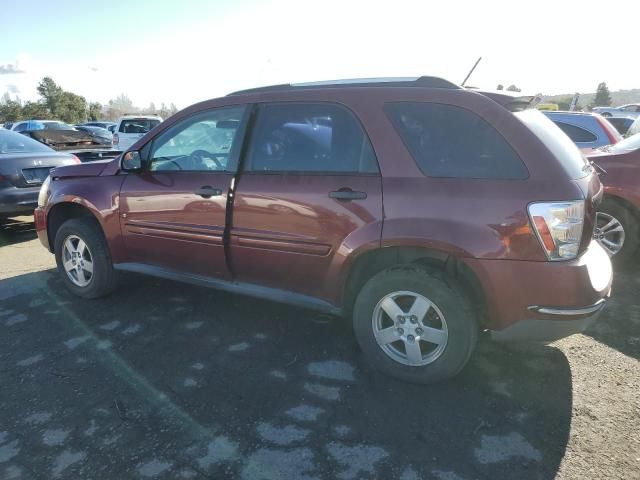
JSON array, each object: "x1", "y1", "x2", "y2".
[
  {"x1": 47, "y1": 201, "x2": 104, "y2": 253},
  {"x1": 602, "y1": 192, "x2": 640, "y2": 220},
  {"x1": 342, "y1": 246, "x2": 487, "y2": 326}
]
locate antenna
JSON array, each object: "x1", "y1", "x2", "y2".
[{"x1": 461, "y1": 57, "x2": 482, "y2": 87}]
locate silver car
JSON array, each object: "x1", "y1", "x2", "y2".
[{"x1": 592, "y1": 104, "x2": 640, "y2": 119}]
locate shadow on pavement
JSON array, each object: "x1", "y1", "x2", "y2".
[
  {"x1": 1, "y1": 270, "x2": 572, "y2": 480},
  {"x1": 0, "y1": 215, "x2": 37, "y2": 247},
  {"x1": 584, "y1": 269, "x2": 640, "y2": 360}
]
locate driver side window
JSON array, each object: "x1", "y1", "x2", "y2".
[{"x1": 149, "y1": 106, "x2": 246, "y2": 172}]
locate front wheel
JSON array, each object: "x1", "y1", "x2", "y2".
[
  {"x1": 352, "y1": 265, "x2": 477, "y2": 384},
  {"x1": 54, "y1": 218, "x2": 119, "y2": 298}
]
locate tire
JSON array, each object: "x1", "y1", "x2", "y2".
[
  {"x1": 352, "y1": 265, "x2": 477, "y2": 384},
  {"x1": 597, "y1": 198, "x2": 639, "y2": 265},
  {"x1": 601, "y1": 112, "x2": 612, "y2": 118},
  {"x1": 54, "y1": 217, "x2": 119, "y2": 298}
]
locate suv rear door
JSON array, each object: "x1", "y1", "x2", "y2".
[
  {"x1": 229, "y1": 102, "x2": 382, "y2": 302},
  {"x1": 118, "y1": 106, "x2": 248, "y2": 278}
]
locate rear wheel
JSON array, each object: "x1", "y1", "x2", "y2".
[
  {"x1": 54, "y1": 218, "x2": 119, "y2": 298},
  {"x1": 352, "y1": 265, "x2": 477, "y2": 384},
  {"x1": 596, "y1": 199, "x2": 639, "y2": 264}
]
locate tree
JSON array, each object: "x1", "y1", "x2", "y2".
[
  {"x1": 506, "y1": 84, "x2": 522, "y2": 93},
  {"x1": 88, "y1": 102, "x2": 102, "y2": 121},
  {"x1": 36, "y1": 77, "x2": 87, "y2": 123},
  {"x1": 21, "y1": 101, "x2": 50, "y2": 119},
  {"x1": 0, "y1": 94, "x2": 23, "y2": 121},
  {"x1": 106, "y1": 93, "x2": 135, "y2": 120},
  {"x1": 593, "y1": 82, "x2": 612, "y2": 107}
]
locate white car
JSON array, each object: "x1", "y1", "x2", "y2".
[
  {"x1": 592, "y1": 104, "x2": 640, "y2": 119},
  {"x1": 113, "y1": 115, "x2": 162, "y2": 151}
]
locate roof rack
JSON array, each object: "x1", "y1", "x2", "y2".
[{"x1": 228, "y1": 76, "x2": 459, "y2": 96}]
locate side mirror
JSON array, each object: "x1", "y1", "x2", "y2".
[{"x1": 121, "y1": 151, "x2": 142, "y2": 171}]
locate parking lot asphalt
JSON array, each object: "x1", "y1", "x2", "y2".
[{"x1": 1, "y1": 217, "x2": 638, "y2": 480}]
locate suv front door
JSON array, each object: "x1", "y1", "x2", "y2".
[
  {"x1": 119, "y1": 106, "x2": 247, "y2": 278},
  {"x1": 229, "y1": 102, "x2": 383, "y2": 303}
]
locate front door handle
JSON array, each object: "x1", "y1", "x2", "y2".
[
  {"x1": 328, "y1": 189, "x2": 367, "y2": 201},
  {"x1": 194, "y1": 186, "x2": 223, "y2": 198}
]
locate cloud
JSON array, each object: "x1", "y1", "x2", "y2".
[
  {"x1": 0, "y1": 63, "x2": 25, "y2": 74},
  {"x1": 6, "y1": 84, "x2": 20, "y2": 94}
]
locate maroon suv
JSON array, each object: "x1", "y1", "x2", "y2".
[{"x1": 34, "y1": 77, "x2": 612, "y2": 383}]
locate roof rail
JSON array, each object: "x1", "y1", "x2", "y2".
[{"x1": 228, "y1": 76, "x2": 459, "y2": 96}]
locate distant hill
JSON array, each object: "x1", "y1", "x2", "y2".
[{"x1": 543, "y1": 89, "x2": 640, "y2": 109}]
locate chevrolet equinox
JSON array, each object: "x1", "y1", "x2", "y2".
[{"x1": 35, "y1": 77, "x2": 613, "y2": 383}]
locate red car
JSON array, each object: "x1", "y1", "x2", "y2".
[
  {"x1": 588, "y1": 133, "x2": 640, "y2": 262},
  {"x1": 34, "y1": 77, "x2": 612, "y2": 383}
]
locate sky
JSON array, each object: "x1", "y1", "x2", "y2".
[{"x1": 1, "y1": 0, "x2": 637, "y2": 110}]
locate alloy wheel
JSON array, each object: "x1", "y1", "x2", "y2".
[
  {"x1": 372, "y1": 291, "x2": 448, "y2": 366},
  {"x1": 594, "y1": 212, "x2": 625, "y2": 257},
  {"x1": 62, "y1": 234, "x2": 94, "y2": 287}
]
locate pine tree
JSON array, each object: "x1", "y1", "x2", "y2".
[{"x1": 593, "y1": 82, "x2": 612, "y2": 107}]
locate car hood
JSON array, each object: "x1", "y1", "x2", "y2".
[
  {"x1": 28, "y1": 129, "x2": 106, "y2": 150},
  {"x1": 51, "y1": 160, "x2": 111, "y2": 179}
]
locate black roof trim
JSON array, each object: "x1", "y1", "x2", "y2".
[{"x1": 228, "y1": 76, "x2": 460, "y2": 96}]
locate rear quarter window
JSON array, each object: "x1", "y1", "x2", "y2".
[
  {"x1": 385, "y1": 102, "x2": 528, "y2": 179},
  {"x1": 553, "y1": 121, "x2": 598, "y2": 143}
]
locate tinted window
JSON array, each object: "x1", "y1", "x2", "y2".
[
  {"x1": 119, "y1": 118, "x2": 161, "y2": 134},
  {"x1": 0, "y1": 129, "x2": 53, "y2": 154},
  {"x1": 245, "y1": 103, "x2": 378, "y2": 174},
  {"x1": 386, "y1": 102, "x2": 528, "y2": 179},
  {"x1": 553, "y1": 122, "x2": 598, "y2": 143},
  {"x1": 150, "y1": 106, "x2": 246, "y2": 172}
]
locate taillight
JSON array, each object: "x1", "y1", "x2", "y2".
[
  {"x1": 113, "y1": 133, "x2": 119, "y2": 145},
  {"x1": 595, "y1": 115, "x2": 622, "y2": 145},
  {"x1": 528, "y1": 201, "x2": 585, "y2": 260}
]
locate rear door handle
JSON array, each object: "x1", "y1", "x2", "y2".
[
  {"x1": 328, "y1": 189, "x2": 367, "y2": 201},
  {"x1": 194, "y1": 186, "x2": 223, "y2": 198}
]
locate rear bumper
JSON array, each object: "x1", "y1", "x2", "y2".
[
  {"x1": 466, "y1": 241, "x2": 613, "y2": 343},
  {"x1": 491, "y1": 298, "x2": 607, "y2": 342},
  {"x1": 0, "y1": 185, "x2": 39, "y2": 215}
]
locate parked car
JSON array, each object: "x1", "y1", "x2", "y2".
[
  {"x1": 588, "y1": 133, "x2": 640, "y2": 261},
  {"x1": 79, "y1": 121, "x2": 117, "y2": 134},
  {"x1": 113, "y1": 115, "x2": 162, "y2": 151},
  {"x1": 73, "y1": 125, "x2": 113, "y2": 146},
  {"x1": 543, "y1": 111, "x2": 622, "y2": 150},
  {"x1": 11, "y1": 119, "x2": 76, "y2": 132},
  {"x1": 0, "y1": 129, "x2": 80, "y2": 223},
  {"x1": 593, "y1": 104, "x2": 640, "y2": 119},
  {"x1": 34, "y1": 77, "x2": 612, "y2": 384},
  {"x1": 606, "y1": 117, "x2": 635, "y2": 136}
]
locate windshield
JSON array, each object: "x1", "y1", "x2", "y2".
[
  {"x1": 607, "y1": 132, "x2": 640, "y2": 153},
  {"x1": 0, "y1": 129, "x2": 54, "y2": 154},
  {"x1": 515, "y1": 109, "x2": 590, "y2": 179},
  {"x1": 119, "y1": 118, "x2": 161, "y2": 134},
  {"x1": 44, "y1": 121, "x2": 75, "y2": 130}
]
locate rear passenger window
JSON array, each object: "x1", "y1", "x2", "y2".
[
  {"x1": 385, "y1": 102, "x2": 528, "y2": 179},
  {"x1": 245, "y1": 103, "x2": 378, "y2": 174},
  {"x1": 553, "y1": 122, "x2": 598, "y2": 143}
]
